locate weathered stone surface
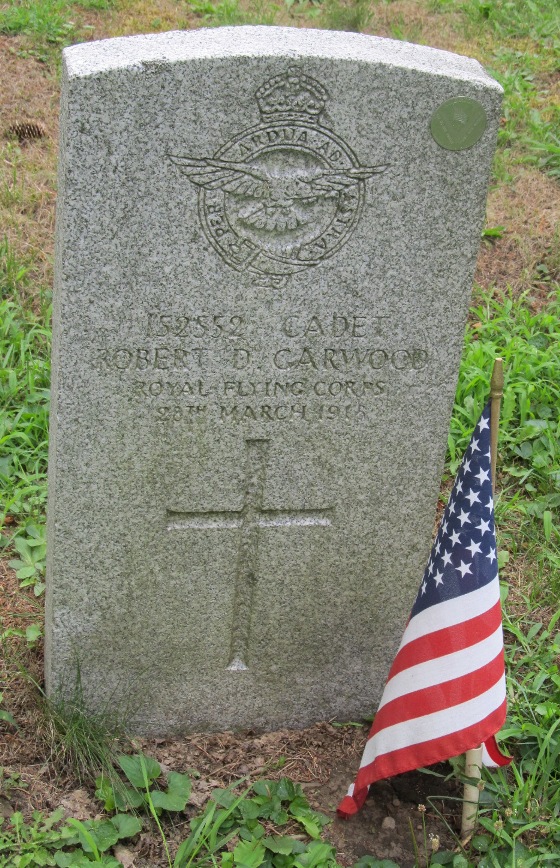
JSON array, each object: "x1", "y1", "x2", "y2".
[{"x1": 46, "y1": 27, "x2": 502, "y2": 733}]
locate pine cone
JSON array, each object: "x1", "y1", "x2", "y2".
[{"x1": 7, "y1": 121, "x2": 47, "y2": 142}]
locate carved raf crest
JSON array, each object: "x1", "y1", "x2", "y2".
[{"x1": 168, "y1": 67, "x2": 388, "y2": 287}]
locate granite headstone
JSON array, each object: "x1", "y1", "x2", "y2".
[{"x1": 46, "y1": 27, "x2": 502, "y2": 733}]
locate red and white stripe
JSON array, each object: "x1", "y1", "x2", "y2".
[{"x1": 338, "y1": 582, "x2": 510, "y2": 818}]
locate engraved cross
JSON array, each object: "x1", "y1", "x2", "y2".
[{"x1": 166, "y1": 439, "x2": 334, "y2": 671}]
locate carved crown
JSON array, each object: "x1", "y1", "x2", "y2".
[{"x1": 256, "y1": 67, "x2": 327, "y2": 122}]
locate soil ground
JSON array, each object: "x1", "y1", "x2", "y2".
[{"x1": 1, "y1": 565, "x2": 461, "y2": 866}]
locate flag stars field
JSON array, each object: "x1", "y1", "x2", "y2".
[
  {"x1": 466, "y1": 489, "x2": 480, "y2": 505},
  {"x1": 338, "y1": 401, "x2": 510, "y2": 819}
]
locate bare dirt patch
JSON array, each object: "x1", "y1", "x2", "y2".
[
  {"x1": 1, "y1": 565, "x2": 461, "y2": 866},
  {"x1": 1, "y1": 563, "x2": 461, "y2": 866},
  {"x1": 364, "y1": 0, "x2": 468, "y2": 53},
  {"x1": 0, "y1": 36, "x2": 59, "y2": 293},
  {"x1": 2, "y1": 642, "x2": 462, "y2": 867},
  {"x1": 476, "y1": 168, "x2": 560, "y2": 300}
]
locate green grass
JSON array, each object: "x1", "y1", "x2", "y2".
[
  {"x1": 0, "y1": 0, "x2": 116, "y2": 55},
  {"x1": 489, "y1": 59, "x2": 560, "y2": 181},
  {"x1": 450, "y1": 290, "x2": 560, "y2": 496},
  {"x1": 462, "y1": 0, "x2": 560, "y2": 41},
  {"x1": 474, "y1": 598, "x2": 560, "y2": 865},
  {"x1": 0, "y1": 292, "x2": 50, "y2": 529},
  {"x1": 0, "y1": 807, "x2": 142, "y2": 866},
  {"x1": 187, "y1": 0, "x2": 278, "y2": 26},
  {"x1": 319, "y1": 0, "x2": 373, "y2": 33},
  {"x1": 449, "y1": 289, "x2": 560, "y2": 602},
  {"x1": 0, "y1": 0, "x2": 79, "y2": 43}
]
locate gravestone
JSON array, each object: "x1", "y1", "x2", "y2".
[{"x1": 46, "y1": 27, "x2": 502, "y2": 733}]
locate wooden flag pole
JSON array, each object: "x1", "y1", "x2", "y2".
[
  {"x1": 460, "y1": 358, "x2": 504, "y2": 843},
  {"x1": 490, "y1": 358, "x2": 504, "y2": 491}
]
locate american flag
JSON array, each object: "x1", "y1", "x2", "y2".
[{"x1": 338, "y1": 402, "x2": 511, "y2": 819}]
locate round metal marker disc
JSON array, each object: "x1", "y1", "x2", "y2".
[{"x1": 430, "y1": 97, "x2": 487, "y2": 151}]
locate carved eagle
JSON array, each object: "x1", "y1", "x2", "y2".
[{"x1": 168, "y1": 155, "x2": 388, "y2": 232}]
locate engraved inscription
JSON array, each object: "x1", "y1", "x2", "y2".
[
  {"x1": 146, "y1": 313, "x2": 245, "y2": 339},
  {"x1": 168, "y1": 67, "x2": 388, "y2": 286},
  {"x1": 167, "y1": 439, "x2": 333, "y2": 670},
  {"x1": 272, "y1": 348, "x2": 429, "y2": 371},
  {"x1": 93, "y1": 309, "x2": 431, "y2": 424}
]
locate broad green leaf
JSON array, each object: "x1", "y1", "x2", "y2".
[
  {"x1": 429, "y1": 853, "x2": 455, "y2": 866},
  {"x1": 13, "y1": 538, "x2": 32, "y2": 558},
  {"x1": 0, "y1": 708, "x2": 18, "y2": 727},
  {"x1": 85, "y1": 818, "x2": 119, "y2": 852},
  {"x1": 54, "y1": 854, "x2": 74, "y2": 867},
  {"x1": 15, "y1": 565, "x2": 36, "y2": 579},
  {"x1": 24, "y1": 848, "x2": 50, "y2": 866},
  {"x1": 275, "y1": 779, "x2": 296, "y2": 801},
  {"x1": 527, "y1": 621, "x2": 543, "y2": 640},
  {"x1": 213, "y1": 788, "x2": 239, "y2": 808},
  {"x1": 25, "y1": 623, "x2": 42, "y2": 643},
  {"x1": 118, "y1": 753, "x2": 160, "y2": 787},
  {"x1": 95, "y1": 777, "x2": 142, "y2": 812},
  {"x1": 55, "y1": 855, "x2": 97, "y2": 867},
  {"x1": 233, "y1": 837, "x2": 266, "y2": 867},
  {"x1": 289, "y1": 808, "x2": 328, "y2": 839},
  {"x1": 111, "y1": 813, "x2": 142, "y2": 839},
  {"x1": 288, "y1": 795, "x2": 307, "y2": 811},
  {"x1": 262, "y1": 835, "x2": 297, "y2": 855},
  {"x1": 68, "y1": 818, "x2": 101, "y2": 857},
  {"x1": 294, "y1": 840, "x2": 337, "y2": 868},
  {"x1": 151, "y1": 789, "x2": 188, "y2": 811},
  {"x1": 240, "y1": 799, "x2": 266, "y2": 821},
  {"x1": 269, "y1": 808, "x2": 289, "y2": 826},
  {"x1": 95, "y1": 775, "x2": 115, "y2": 811},
  {"x1": 471, "y1": 834, "x2": 491, "y2": 853},
  {"x1": 167, "y1": 771, "x2": 192, "y2": 800},
  {"x1": 115, "y1": 787, "x2": 144, "y2": 810}
]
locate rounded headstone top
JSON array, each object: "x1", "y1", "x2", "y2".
[{"x1": 64, "y1": 26, "x2": 503, "y2": 95}]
